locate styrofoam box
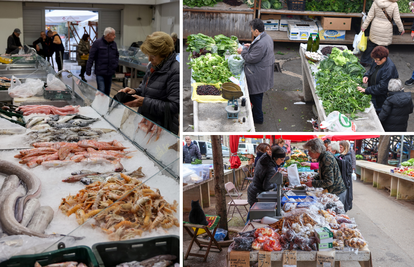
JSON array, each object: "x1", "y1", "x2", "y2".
[{"x1": 288, "y1": 21, "x2": 318, "y2": 40}]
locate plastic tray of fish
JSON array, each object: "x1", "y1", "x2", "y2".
[
  {"x1": 0, "y1": 246, "x2": 99, "y2": 267},
  {"x1": 92, "y1": 235, "x2": 179, "y2": 267}
]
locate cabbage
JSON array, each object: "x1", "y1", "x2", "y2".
[{"x1": 261, "y1": 1, "x2": 271, "y2": 9}]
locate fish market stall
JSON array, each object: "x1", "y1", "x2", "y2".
[
  {"x1": 0, "y1": 76, "x2": 179, "y2": 263},
  {"x1": 118, "y1": 46, "x2": 149, "y2": 88},
  {"x1": 187, "y1": 34, "x2": 255, "y2": 132},
  {"x1": 299, "y1": 44, "x2": 384, "y2": 132}
]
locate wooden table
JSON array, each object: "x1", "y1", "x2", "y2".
[
  {"x1": 356, "y1": 160, "x2": 414, "y2": 200},
  {"x1": 299, "y1": 45, "x2": 384, "y2": 132}
]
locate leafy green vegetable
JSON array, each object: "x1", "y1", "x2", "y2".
[
  {"x1": 261, "y1": 0, "x2": 271, "y2": 9},
  {"x1": 398, "y1": 0, "x2": 411, "y2": 13},
  {"x1": 315, "y1": 48, "x2": 371, "y2": 117},
  {"x1": 401, "y1": 161, "x2": 412, "y2": 167},
  {"x1": 191, "y1": 158, "x2": 203, "y2": 164},
  {"x1": 306, "y1": 0, "x2": 366, "y2": 13},
  {"x1": 408, "y1": 158, "x2": 414, "y2": 163},
  {"x1": 186, "y1": 33, "x2": 216, "y2": 54},
  {"x1": 184, "y1": 0, "x2": 217, "y2": 7},
  {"x1": 356, "y1": 155, "x2": 364, "y2": 160},
  {"x1": 188, "y1": 53, "x2": 233, "y2": 84},
  {"x1": 271, "y1": 0, "x2": 282, "y2": 9},
  {"x1": 214, "y1": 34, "x2": 239, "y2": 57}
]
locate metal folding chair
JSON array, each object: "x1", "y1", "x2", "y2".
[
  {"x1": 240, "y1": 165, "x2": 253, "y2": 191},
  {"x1": 225, "y1": 182, "x2": 249, "y2": 224}
]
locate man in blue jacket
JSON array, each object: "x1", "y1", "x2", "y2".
[{"x1": 86, "y1": 27, "x2": 119, "y2": 95}]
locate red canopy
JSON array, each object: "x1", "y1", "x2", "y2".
[
  {"x1": 321, "y1": 135, "x2": 380, "y2": 141},
  {"x1": 229, "y1": 135, "x2": 241, "y2": 169},
  {"x1": 241, "y1": 135, "x2": 318, "y2": 142}
]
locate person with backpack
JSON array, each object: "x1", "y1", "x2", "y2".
[
  {"x1": 303, "y1": 138, "x2": 347, "y2": 205},
  {"x1": 337, "y1": 141, "x2": 354, "y2": 212}
]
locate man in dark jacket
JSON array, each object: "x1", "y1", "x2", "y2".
[
  {"x1": 33, "y1": 31, "x2": 53, "y2": 60},
  {"x1": 86, "y1": 27, "x2": 119, "y2": 95},
  {"x1": 183, "y1": 136, "x2": 202, "y2": 163},
  {"x1": 47, "y1": 30, "x2": 65, "y2": 71},
  {"x1": 6, "y1": 28, "x2": 22, "y2": 54},
  {"x1": 379, "y1": 79, "x2": 413, "y2": 131},
  {"x1": 237, "y1": 19, "x2": 275, "y2": 125}
]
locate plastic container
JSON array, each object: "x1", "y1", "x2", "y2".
[
  {"x1": 92, "y1": 235, "x2": 179, "y2": 267},
  {"x1": 0, "y1": 246, "x2": 99, "y2": 267},
  {"x1": 43, "y1": 84, "x2": 72, "y2": 100},
  {"x1": 281, "y1": 195, "x2": 316, "y2": 208},
  {"x1": 287, "y1": 0, "x2": 305, "y2": 10},
  {"x1": 249, "y1": 202, "x2": 277, "y2": 220}
]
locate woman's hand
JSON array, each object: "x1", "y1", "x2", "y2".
[
  {"x1": 361, "y1": 28, "x2": 365, "y2": 32},
  {"x1": 357, "y1": 86, "x2": 366, "y2": 93},
  {"x1": 305, "y1": 180, "x2": 313, "y2": 187},
  {"x1": 362, "y1": 77, "x2": 368, "y2": 84},
  {"x1": 119, "y1": 87, "x2": 135, "y2": 94},
  {"x1": 124, "y1": 95, "x2": 145, "y2": 107},
  {"x1": 300, "y1": 162, "x2": 311, "y2": 167},
  {"x1": 401, "y1": 30, "x2": 405, "y2": 36},
  {"x1": 237, "y1": 47, "x2": 243, "y2": 54}
]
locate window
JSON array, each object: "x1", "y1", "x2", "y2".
[
  {"x1": 208, "y1": 143, "x2": 212, "y2": 149},
  {"x1": 239, "y1": 144, "x2": 246, "y2": 148}
]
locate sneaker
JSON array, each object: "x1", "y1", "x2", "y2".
[{"x1": 405, "y1": 78, "x2": 414, "y2": 86}]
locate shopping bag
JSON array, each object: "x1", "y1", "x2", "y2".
[
  {"x1": 358, "y1": 32, "x2": 367, "y2": 52},
  {"x1": 8, "y1": 75, "x2": 43, "y2": 98},
  {"x1": 352, "y1": 171, "x2": 357, "y2": 181},
  {"x1": 46, "y1": 74, "x2": 66, "y2": 91},
  {"x1": 80, "y1": 54, "x2": 89, "y2": 60},
  {"x1": 352, "y1": 31, "x2": 363, "y2": 54},
  {"x1": 320, "y1": 111, "x2": 357, "y2": 132},
  {"x1": 287, "y1": 164, "x2": 301, "y2": 186}
]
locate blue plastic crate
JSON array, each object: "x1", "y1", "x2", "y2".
[{"x1": 281, "y1": 195, "x2": 316, "y2": 208}]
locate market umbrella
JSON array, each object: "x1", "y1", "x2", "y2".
[
  {"x1": 45, "y1": 10, "x2": 97, "y2": 24},
  {"x1": 321, "y1": 135, "x2": 380, "y2": 141},
  {"x1": 229, "y1": 135, "x2": 241, "y2": 189}
]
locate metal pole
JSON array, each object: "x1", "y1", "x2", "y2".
[{"x1": 400, "y1": 135, "x2": 404, "y2": 165}]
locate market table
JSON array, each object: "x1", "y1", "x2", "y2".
[
  {"x1": 117, "y1": 59, "x2": 147, "y2": 88},
  {"x1": 299, "y1": 45, "x2": 384, "y2": 132},
  {"x1": 356, "y1": 160, "x2": 414, "y2": 200},
  {"x1": 192, "y1": 73, "x2": 255, "y2": 132}
]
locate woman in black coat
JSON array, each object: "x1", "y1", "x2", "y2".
[
  {"x1": 338, "y1": 141, "x2": 353, "y2": 212},
  {"x1": 247, "y1": 145, "x2": 286, "y2": 206},
  {"x1": 379, "y1": 79, "x2": 413, "y2": 132}
]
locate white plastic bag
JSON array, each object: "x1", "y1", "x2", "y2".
[
  {"x1": 287, "y1": 164, "x2": 301, "y2": 186},
  {"x1": 320, "y1": 111, "x2": 357, "y2": 132},
  {"x1": 228, "y1": 54, "x2": 245, "y2": 75},
  {"x1": 352, "y1": 31, "x2": 363, "y2": 55},
  {"x1": 46, "y1": 73, "x2": 66, "y2": 91},
  {"x1": 352, "y1": 171, "x2": 357, "y2": 181},
  {"x1": 8, "y1": 76, "x2": 43, "y2": 98}
]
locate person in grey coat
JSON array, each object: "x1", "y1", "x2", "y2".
[
  {"x1": 237, "y1": 19, "x2": 275, "y2": 124},
  {"x1": 183, "y1": 136, "x2": 202, "y2": 163}
]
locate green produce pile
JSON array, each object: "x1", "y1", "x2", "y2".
[
  {"x1": 306, "y1": 0, "x2": 366, "y2": 13},
  {"x1": 315, "y1": 47, "x2": 372, "y2": 118},
  {"x1": 401, "y1": 158, "x2": 414, "y2": 166},
  {"x1": 188, "y1": 53, "x2": 233, "y2": 84},
  {"x1": 285, "y1": 159, "x2": 308, "y2": 167},
  {"x1": 356, "y1": 155, "x2": 364, "y2": 160},
  {"x1": 214, "y1": 34, "x2": 239, "y2": 57},
  {"x1": 238, "y1": 153, "x2": 249, "y2": 161},
  {"x1": 184, "y1": 0, "x2": 218, "y2": 7},
  {"x1": 244, "y1": 0, "x2": 255, "y2": 8},
  {"x1": 398, "y1": 0, "x2": 411, "y2": 13},
  {"x1": 186, "y1": 33, "x2": 216, "y2": 54},
  {"x1": 261, "y1": 0, "x2": 282, "y2": 9},
  {"x1": 191, "y1": 158, "x2": 203, "y2": 164}
]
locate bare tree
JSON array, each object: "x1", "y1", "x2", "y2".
[
  {"x1": 211, "y1": 135, "x2": 228, "y2": 231},
  {"x1": 378, "y1": 135, "x2": 390, "y2": 165}
]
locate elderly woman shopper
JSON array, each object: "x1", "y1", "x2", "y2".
[
  {"x1": 77, "y1": 34, "x2": 90, "y2": 83},
  {"x1": 120, "y1": 31, "x2": 179, "y2": 134},
  {"x1": 303, "y1": 139, "x2": 347, "y2": 204},
  {"x1": 360, "y1": 0, "x2": 404, "y2": 66},
  {"x1": 379, "y1": 79, "x2": 413, "y2": 131},
  {"x1": 330, "y1": 142, "x2": 341, "y2": 157},
  {"x1": 357, "y1": 46, "x2": 398, "y2": 114},
  {"x1": 247, "y1": 145, "x2": 286, "y2": 206}
]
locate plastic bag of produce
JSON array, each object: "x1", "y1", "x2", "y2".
[
  {"x1": 287, "y1": 164, "x2": 301, "y2": 186},
  {"x1": 214, "y1": 228, "x2": 228, "y2": 241},
  {"x1": 352, "y1": 31, "x2": 363, "y2": 54},
  {"x1": 8, "y1": 76, "x2": 43, "y2": 98},
  {"x1": 232, "y1": 237, "x2": 255, "y2": 251},
  {"x1": 320, "y1": 111, "x2": 357, "y2": 132},
  {"x1": 46, "y1": 73, "x2": 66, "y2": 91},
  {"x1": 228, "y1": 54, "x2": 245, "y2": 75},
  {"x1": 358, "y1": 32, "x2": 367, "y2": 52}
]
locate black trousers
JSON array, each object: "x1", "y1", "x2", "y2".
[
  {"x1": 360, "y1": 39, "x2": 388, "y2": 66},
  {"x1": 55, "y1": 51, "x2": 63, "y2": 71},
  {"x1": 80, "y1": 65, "x2": 86, "y2": 77}
]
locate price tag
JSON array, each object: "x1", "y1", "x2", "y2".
[
  {"x1": 316, "y1": 251, "x2": 335, "y2": 267},
  {"x1": 229, "y1": 251, "x2": 250, "y2": 267},
  {"x1": 282, "y1": 250, "x2": 297, "y2": 267},
  {"x1": 258, "y1": 251, "x2": 271, "y2": 267}
]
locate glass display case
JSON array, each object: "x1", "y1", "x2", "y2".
[{"x1": 118, "y1": 46, "x2": 149, "y2": 66}]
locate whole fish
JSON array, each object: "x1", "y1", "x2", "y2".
[
  {"x1": 0, "y1": 175, "x2": 20, "y2": 206},
  {"x1": 41, "y1": 160, "x2": 72, "y2": 168},
  {"x1": 140, "y1": 255, "x2": 177, "y2": 267},
  {"x1": 57, "y1": 115, "x2": 76, "y2": 124},
  {"x1": 0, "y1": 159, "x2": 41, "y2": 223},
  {"x1": 26, "y1": 117, "x2": 46, "y2": 129},
  {"x1": 20, "y1": 198, "x2": 40, "y2": 227},
  {"x1": 27, "y1": 206, "x2": 54, "y2": 234},
  {"x1": 62, "y1": 172, "x2": 102, "y2": 183}
]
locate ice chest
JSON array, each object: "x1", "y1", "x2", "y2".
[
  {"x1": 281, "y1": 195, "x2": 316, "y2": 207},
  {"x1": 262, "y1": 14, "x2": 281, "y2": 31},
  {"x1": 321, "y1": 17, "x2": 351, "y2": 30},
  {"x1": 288, "y1": 21, "x2": 318, "y2": 40},
  {"x1": 249, "y1": 202, "x2": 277, "y2": 220}
]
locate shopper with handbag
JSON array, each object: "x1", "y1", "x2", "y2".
[
  {"x1": 77, "y1": 34, "x2": 90, "y2": 83},
  {"x1": 360, "y1": 0, "x2": 404, "y2": 66}
]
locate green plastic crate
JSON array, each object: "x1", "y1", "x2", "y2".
[
  {"x1": 0, "y1": 246, "x2": 99, "y2": 267},
  {"x1": 92, "y1": 235, "x2": 179, "y2": 267}
]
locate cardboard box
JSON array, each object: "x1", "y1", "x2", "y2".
[
  {"x1": 287, "y1": 21, "x2": 318, "y2": 40},
  {"x1": 279, "y1": 15, "x2": 301, "y2": 31},
  {"x1": 315, "y1": 227, "x2": 334, "y2": 243},
  {"x1": 321, "y1": 17, "x2": 352, "y2": 30},
  {"x1": 262, "y1": 14, "x2": 281, "y2": 31},
  {"x1": 318, "y1": 29, "x2": 346, "y2": 40},
  {"x1": 261, "y1": 14, "x2": 282, "y2": 20},
  {"x1": 317, "y1": 242, "x2": 334, "y2": 251}
]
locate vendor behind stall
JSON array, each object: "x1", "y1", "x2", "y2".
[
  {"x1": 6, "y1": 28, "x2": 22, "y2": 54},
  {"x1": 303, "y1": 138, "x2": 347, "y2": 204}
]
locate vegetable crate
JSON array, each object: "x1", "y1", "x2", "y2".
[
  {"x1": 0, "y1": 246, "x2": 99, "y2": 267},
  {"x1": 92, "y1": 235, "x2": 179, "y2": 267},
  {"x1": 287, "y1": 0, "x2": 305, "y2": 10}
]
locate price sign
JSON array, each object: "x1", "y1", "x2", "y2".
[
  {"x1": 258, "y1": 251, "x2": 271, "y2": 267},
  {"x1": 316, "y1": 251, "x2": 335, "y2": 267},
  {"x1": 229, "y1": 251, "x2": 250, "y2": 267},
  {"x1": 282, "y1": 250, "x2": 297, "y2": 267}
]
